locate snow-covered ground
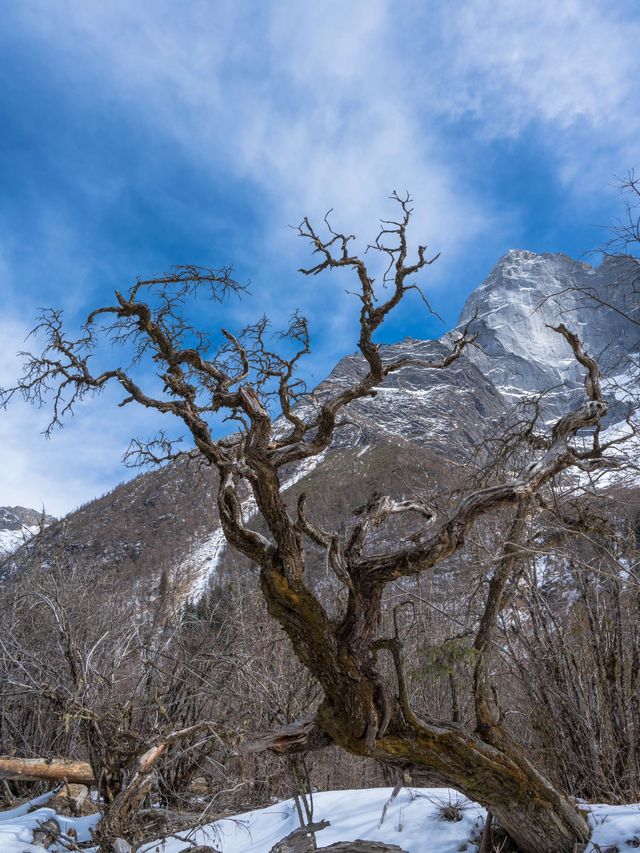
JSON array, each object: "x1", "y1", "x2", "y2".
[
  {"x1": 142, "y1": 788, "x2": 484, "y2": 853},
  {"x1": 0, "y1": 790, "x2": 99, "y2": 853},
  {"x1": 3, "y1": 787, "x2": 640, "y2": 853}
]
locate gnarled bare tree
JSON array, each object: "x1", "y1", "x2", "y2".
[{"x1": 1, "y1": 193, "x2": 626, "y2": 852}]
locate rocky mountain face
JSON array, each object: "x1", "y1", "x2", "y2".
[
  {"x1": 454, "y1": 251, "x2": 638, "y2": 417},
  {"x1": 2, "y1": 251, "x2": 638, "y2": 600},
  {"x1": 312, "y1": 337, "x2": 505, "y2": 456}
]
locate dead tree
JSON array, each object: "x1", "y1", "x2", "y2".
[
  {"x1": 1, "y1": 192, "x2": 627, "y2": 852},
  {"x1": 95, "y1": 721, "x2": 222, "y2": 847}
]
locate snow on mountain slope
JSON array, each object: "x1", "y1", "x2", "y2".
[
  {"x1": 185, "y1": 452, "x2": 327, "y2": 599},
  {"x1": 319, "y1": 338, "x2": 505, "y2": 456},
  {"x1": 0, "y1": 525, "x2": 39, "y2": 557},
  {"x1": 0, "y1": 506, "x2": 52, "y2": 558}
]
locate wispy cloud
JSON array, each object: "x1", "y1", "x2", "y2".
[{"x1": 426, "y1": 0, "x2": 640, "y2": 183}]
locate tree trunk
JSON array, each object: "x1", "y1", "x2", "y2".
[
  {"x1": 317, "y1": 702, "x2": 589, "y2": 853},
  {"x1": 256, "y1": 569, "x2": 590, "y2": 852}
]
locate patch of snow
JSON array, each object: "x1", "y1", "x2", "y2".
[
  {"x1": 0, "y1": 791, "x2": 98, "y2": 853},
  {"x1": 584, "y1": 800, "x2": 640, "y2": 851},
  {"x1": 140, "y1": 787, "x2": 485, "y2": 853},
  {"x1": 139, "y1": 792, "x2": 640, "y2": 853},
  {"x1": 184, "y1": 525, "x2": 230, "y2": 601}
]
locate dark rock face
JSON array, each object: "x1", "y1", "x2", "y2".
[
  {"x1": 0, "y1": 461, "x2": 220, "y2": 595},
  {"x1": 308, "y1": 338, "x2": 506, "y2": 462},
  {"x1": 2, "y1": 251, "x2": 638, "y2": 600}
]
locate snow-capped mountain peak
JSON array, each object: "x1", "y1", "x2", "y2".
[{"x1": 456, "y1": 251, "x2": 639, "y2": 413}]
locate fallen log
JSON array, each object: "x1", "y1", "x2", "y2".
[
  {"x1": 0, "y1": 757, "x2": 95, "y2": 785},
  {"x1": 269, "y1": 820, "x2": 330, "y2": 853}
]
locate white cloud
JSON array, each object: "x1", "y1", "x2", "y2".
[
  {"x1": 13, "y1": 0, "x2": 640, "y2": 226},
  {"x1": 9, "y1": 0, "x2": 495, "y2": 391},
  {"x1": 14, "y1": 0, "x2": 490, "y2": 256}
]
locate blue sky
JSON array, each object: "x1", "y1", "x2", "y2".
[{"x1": 0, "y1": 0, "x2": 638, "y2": 516}]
